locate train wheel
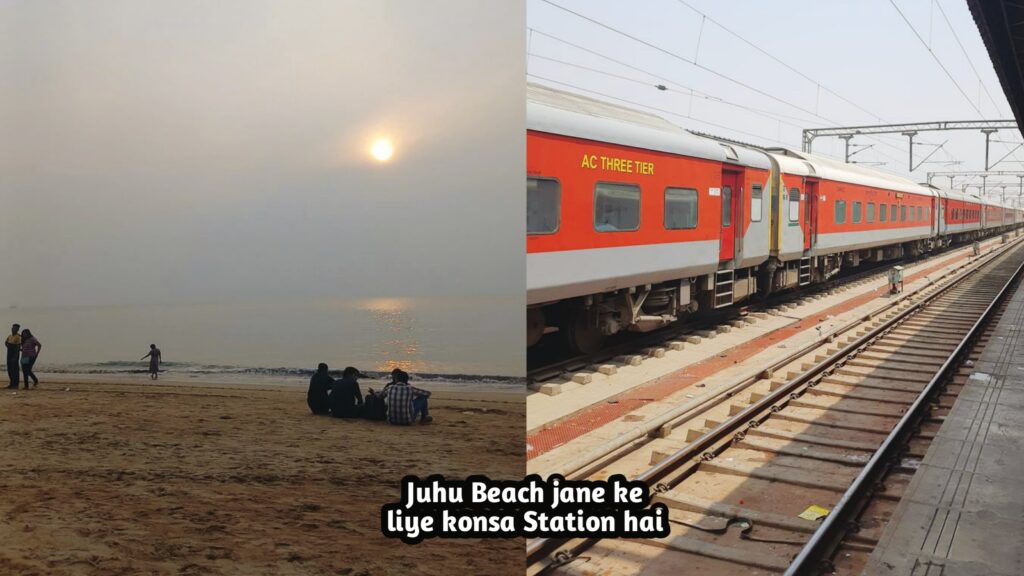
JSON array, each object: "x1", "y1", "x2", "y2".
[
  {"x1": 527, "y1": 308, "x2": 545, "y2": 347},
  {"x1": 563, "y1": 307, "x2": 604, "y2": 355}
]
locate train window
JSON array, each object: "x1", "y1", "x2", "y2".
[
  {"x1": 750, "y1": 184, "x2": 763, "y2": 222},
  {"x1": 527, "y1": 177, "x2": 560, "y2": 235},
  {"x1": 917, "y1": 206, "x2": 922, "y2": 221},
  {"x1": 835, "y1": 200, "x2": 846, "y2": 224},
  {"x1": 722, "y1": 186, "x2": 733, "y2": 226},
  {"x1": 901, "y1": 205, "x2": 907, "y2": 221},
  {"x1": 880, "y1": 203, "x2": 887, "y2": 222},
  {"x1": 788, "y1": 188, "x2": 800, "y2": 222},
  {"x1": 890, "y1": 204, "x2": 897, "y2": 222},
  {"x1": 595, "y1": 182, "x2": 641, "y2": 232},
  {"x1": 852, "y1": 201, "x2": 862, "y2": 223},
  {"x1": 867, "y1": 202, "x2": 875, "y2": 223},
  {"x1": 664, "y1": 187, "x2": 699, "y2": 229}
]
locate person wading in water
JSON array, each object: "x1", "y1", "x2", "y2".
[{"x1": 141, "y1": 344, "x2": 162, "y2": 380}]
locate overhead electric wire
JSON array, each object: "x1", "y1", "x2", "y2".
[
  {"x1": 527, "y1": 72, "x2": 795, "y2": 146},
  {"x1": 670, "y1": 0, "x2": 942, "y2": 168},
  {"x1": 673, "y1": 0, "x2": 1024, "y2": 171},
  {"x1": 536, "y1": 0, "x2": 1016, "y2": 174},
  {"x1": 889, "y1": 0, "x2": 1024, "y2": 168},
  {"x1": 933, "y1": 0, "x2": 1006, "y2": 117},
  {"x1": 888, "y1": 0, "x2": 983, "y2": 116},
  {"x1": 538, "y1": 0, "x2": 838, "y2": 126},
  {"x1": 527, "y1": 29, "x2": 828, "y2": 127},
  {"x1": 527, "y1": 51, "x2": 825, "y2": 129},
  {"x1": 536, "y1": 1, "x2": 910, "y2": 169},
  {"x1": 673, "y1": 0, "x2": 885, "y2": 122}
]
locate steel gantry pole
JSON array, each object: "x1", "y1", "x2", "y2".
[
  {"x1": 903, "y1": 131, "x2": 917, "y2": 173},
  {"x1": 982, "y1": 128, "x2": 999, "y2": 170},
  {"x1": 839, "y1": 134, "x2": 854, "y2": 162}
]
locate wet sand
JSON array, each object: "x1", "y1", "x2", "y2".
[{"x1": 0, "y1": 379, "x2": 524, "y2": 575}]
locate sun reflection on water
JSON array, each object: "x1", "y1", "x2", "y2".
[{"x1": 358, "y1": 298, "x2": 428, "y2": 373}]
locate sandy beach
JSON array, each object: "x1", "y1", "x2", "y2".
[{"x1": 0, "y1": 378, "x2": 524, "y2": 576}]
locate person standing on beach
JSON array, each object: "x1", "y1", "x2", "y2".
[
  {"x1": 307, "y1": 363, "x2": 333, "y2": 415},
  {"x1": 329, "y1": 366, "x2": 365, "y2": 418},
  {"x1": 5, "y1": 324, "x2": 21, "y2": 389},
  {"x1": 141, "y1": 344, "x2": 162, "y2": 380},
  {"x1": 381, "y1": 370, "x2": 432, "y2": 425},
  {"x1": 19, "y1": 329, "x2": 41, "y2": 389}
]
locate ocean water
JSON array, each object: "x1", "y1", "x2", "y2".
[{"x1": 1, "y1": 296, "x2": 524, "y2": 384}]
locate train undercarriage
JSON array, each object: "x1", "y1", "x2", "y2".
[{"x1": 528, "y1": 226, "x2": 1019, "y2": 355}]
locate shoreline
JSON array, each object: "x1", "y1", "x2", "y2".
[{"x1": 19, "y1": 372, "x2": 525, "y2": 402}]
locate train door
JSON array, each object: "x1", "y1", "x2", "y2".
[
  {"x1": 719, "y1": 169, "x2": 741, "y2": 261},
  {"x1": 804, "y1": 180, "x2": 818, "y2": 250}
]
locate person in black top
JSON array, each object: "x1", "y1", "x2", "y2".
[
  {"x1": 5, "y1": 324, "x2": 20, "y2": 390},
  {"x1": 362, "y1": 368, "x2": 399, "y2": 421},
  {"x1": 329, "y1": 366, "x2": 365, "y2": 418},
  {"x1": 307, "y1": 363, "x2": 333, "y2": 415}
]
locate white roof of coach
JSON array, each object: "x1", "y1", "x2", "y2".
[
  {"x1": 934, "y1": 188, "x2": 983, "y2": 204},
  {"x1": 527, "y1": 83, "x2": 771, "y2": 170},
  {"x1": 767, "y1": 148, "x2": 933, "y2": 197}
]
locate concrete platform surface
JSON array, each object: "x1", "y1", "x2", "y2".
[{"x1": 864, "y1": 270, "x2": 1024, "y2": 576}]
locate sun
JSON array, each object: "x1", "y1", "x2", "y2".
[{"x1": 370, "y1": 138, "x2": 394, "y2": 162}]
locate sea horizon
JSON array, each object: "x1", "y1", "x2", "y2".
[{"x1": 1, "y1": 295, "x2": 524, "y2": 380}]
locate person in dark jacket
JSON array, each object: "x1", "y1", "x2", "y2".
[
  {"x1": 5, "y1": 324, "x2": 20, "y2": 390},
  {"x1": 329, "y1": 366, "x2": 365, "y2": 418},
  {"x1": 307, "y1": 363, "x2": 333, "y2": 415}
]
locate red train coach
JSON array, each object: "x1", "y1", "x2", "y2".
[
  {"x1": 764, "y1": 149, "x2": 938, "y2": 287},
  {"x1": 527, "y1": 84, "x2": 1024, "y2": 353},
  {"x1": 527, "y1": 85, "x2": 772, "y2": 352}
]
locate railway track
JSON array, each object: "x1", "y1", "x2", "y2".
[
  {"x1": 528, "y1": 238, "x2": 1001, "y2": 384},
  {"x1": 527, "y1": 236, "x2": 1024, "y2": 576}
]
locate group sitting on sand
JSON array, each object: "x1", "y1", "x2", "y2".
[{"x1": 306, "y1": 364, "x2": 432, "y2": 425}]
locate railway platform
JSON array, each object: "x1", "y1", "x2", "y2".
[{"x1": 864, "y1": 269, "x2": 1024, "y2": 576}]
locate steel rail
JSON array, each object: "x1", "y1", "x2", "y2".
[
  {"x1": 783, "y1": 251, "x2": 1024, "y2": 575},
  {"x1": 526, "y1": 237, "x2": 1022, "y2": 570},
  {"x1": 540, "y1": 238, "x2": 1018, "y2": 481}
]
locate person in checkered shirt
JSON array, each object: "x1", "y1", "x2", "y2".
[{"x1": 381, "y1": 369, "x2": 432, "y2": 425}]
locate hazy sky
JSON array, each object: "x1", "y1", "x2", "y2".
[
  {"x1": 1, "y1": 0, "x2": 524, "y2": 308},
  {"x1": 527, "y1": 0, "x2": 1022, "y2": 195}
]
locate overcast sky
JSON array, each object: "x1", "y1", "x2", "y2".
[
  {"x1": 527, "y1": 0, "x2": 1021, "y2": 196},
  {"x1": 0, "y1": 0, "x2": 524, "y2": 308}
]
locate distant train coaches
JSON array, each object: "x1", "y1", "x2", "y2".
[{"x1": 526, "y1": 84, "x2": 1022, "y2": 353}]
